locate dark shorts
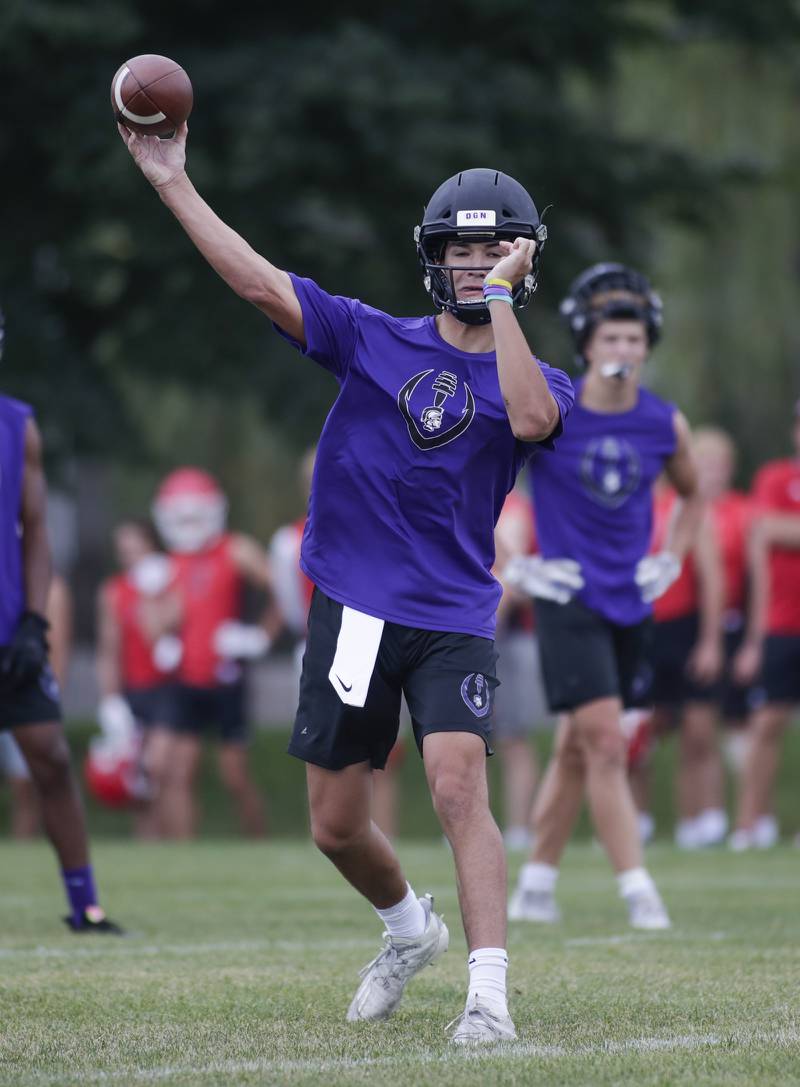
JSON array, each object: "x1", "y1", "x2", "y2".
[
  {"x1": 0, "y1": 663, "x2": 62, "y2": 729},
  {"x1": 125, "y1": 685, "x2": 178, "y2": 729},
  {"x1": 289, "y1": 588, "x2": 498, "y2": 771},
  {"x1": 720, "y1": 622, "x2": 751, "y2": 722},
  {"x1": 535, "y1": 598, "x2": 652, "y2": 713},
  {"x1": 169, "y1": 682, "x2": 247, "y2": 744},
  {"x1": 646, "y1": 613, "x2": 721, "y2": 708},
  {"x1": 749, "y1": 634, "x2": 800, "y2": 708}
]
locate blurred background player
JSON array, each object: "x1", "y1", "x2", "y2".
[
  {"x1": 0, "y1": 308, "x2": 121, "y2": 931},
  {"x1": 269, "y1": 447, "x2": 405, "y2": 838},
  {"x1": 730, "y1": 401, "x2": 800, "y2": 849},
  {"x1": 631, "y1": 472, "x2": 724, "y2": 848},
  {"x1": 1, "y1": 572, "x2": 73, "y2": 838},
  {"x1": 507, "y1": 263, "x2": 704, "y2": 930},
  {"x1": 153, "y1": 467, "x2": 279, "y2": 839},
  {"x1": 92, "y1": 519, "x2": 180, "y2": 838},
  {"x1": 493, "y1": 483, "x2": 551, "y2": 852}
]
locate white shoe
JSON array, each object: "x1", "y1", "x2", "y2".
[
  {"x1": 675, "y1": 818, "x2": 702, "y2": 850},
  {"x1": 695, "y1": 809, "x2": 728, "y2": 847},
  {"x1": 507, "y1": 886, "x2": 560, "y2": 923},
  {"x1": 752, "y1": 815, "x2": 779, "y2": 849},
  {"x1": 346, "y1": 894, "x2": 449, "y2": 1021},
  {"x1": 446, "y1": 995, "x2": 517, "y2": 1045},
  {"x1": 625, "y1": 888, "x2": 671, "y2": 930},
  {"x1": 728, "y1": 828, "x2": 753, "y2": 852}
]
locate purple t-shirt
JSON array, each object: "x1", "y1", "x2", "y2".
[
  {"x1": 0, "y1": 396, "x2": 32, "y2": 644},
  {"x1": 530, "y1": 380, "x2": 677, "y2": 625},
  {"x1": 277, "y1": 275, "x2": 574, "y2": 638}
]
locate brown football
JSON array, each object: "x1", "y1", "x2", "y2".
[{"x1": 111, "y1": 54, "x2": 193, "y2": 137}]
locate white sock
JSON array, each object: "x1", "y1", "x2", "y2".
[
  {"x1": 617, "y1": 867, "x2": 656, "y2": 899},
  {"x1": 375, "y1": 883, "x2": 426, "y2": 940},
  {"x1": 467, "y1": 947, "x2": 508, "y2": 1017},
  {"x1": 518, "y1": 862, "x2": 558, "y2": 894}
]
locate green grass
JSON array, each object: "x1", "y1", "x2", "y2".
[
  {"x1": 3, "y1": 721, "x2": 798, "y2": 841},
  {"x1": 0, "y1": 842, "x2": 798, "y2": 1086}
]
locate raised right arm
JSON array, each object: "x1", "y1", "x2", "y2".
[{"x1": 119, "y1": 122, "x2": 304, "y2": 343}]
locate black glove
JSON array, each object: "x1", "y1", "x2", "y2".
[{"x1": 0, "y1": 611, "x2": 50, "y2": 690}]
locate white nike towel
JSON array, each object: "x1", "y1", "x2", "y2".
[{"x1": 328, "y1": 606, "x2": 385, "y2": 707}]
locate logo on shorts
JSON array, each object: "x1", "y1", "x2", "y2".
[
  {"x1": 580, "y1": 436, "x2": 641, "y2": 509},
  {"x1": 460, "y1": 672, "x2": 491, "y2": 718},
  {"x1": 38, "y1": 664, "x2": 60, "y2": 703},
  {"x1": 397, "y1": 369, "x2": 475, "y2": 451}
]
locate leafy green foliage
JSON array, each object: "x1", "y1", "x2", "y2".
[{"x1": 2, "y1": 2, "x2": 794, "y2": 467}]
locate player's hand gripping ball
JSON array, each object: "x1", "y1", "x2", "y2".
[{"x1": 111, "y1": 54, "x2": 193, "y2": 137}]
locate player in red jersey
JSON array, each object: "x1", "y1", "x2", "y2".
[
  {"x1": 631, "y1": 476, "x2": 724, "y2": 847},
  {"x1": 730, "y1": 403, "x2": 800, "y2": 849},
  {"x1": 154, "y1": 467, "x2": 279, "y2": 838},
  {"x1": 693, "y1": 429, "x2": 754, "y2": 776},
  {"x1": 93, "y1": 519, "x2": 179, "y2": 837}
]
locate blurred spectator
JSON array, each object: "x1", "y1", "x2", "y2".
[
  {"x1": 153, "y1": 468, "x2": 279, "y2": 838},
  {"x1": 730, "y1": 403, "x2": 800, "y2": 849}
]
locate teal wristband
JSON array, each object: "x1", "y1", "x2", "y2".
[{"x1": 484, "y1": 293, "x2": 514, "y2": 305}]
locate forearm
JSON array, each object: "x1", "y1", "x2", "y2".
[
  {"x1": 663, "y1": 493, "x2": 704, "y2": 563},
  {"x1": 760, "y1": 514, "x2": 800, "y2": 549},
  {"x1": 158, "y1": 174, "x2": 290, "y2": 308},
  {"x1": 695, "y1": 535, "x2": 724, "y2": 646},
  {"x1": 743, "y1": 531, "x2": 769, "y2": 646},
  {"x1": 22, "y1": 515, "x2": 51, "y2": 616},
  {"x1": 489, "y1": 302, "x2": 558, "y2": 441}
]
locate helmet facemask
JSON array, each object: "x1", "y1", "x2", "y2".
[{"x1": 415, "y1": 228, "x2": 545, "y2": 326}]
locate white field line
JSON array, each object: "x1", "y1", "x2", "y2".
[
  {"x1": 563, "y1": 930, "x2": 729, "y2": 948},
  {"x1": 16, "y1": 1027, "x2": 800, "y2": 1084}
]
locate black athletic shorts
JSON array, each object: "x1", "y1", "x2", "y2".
[
  {"x1": 169, "y1": 682, "x2": 247, "y2": 743},
  {"x1": 125, "y1": 685, "x2": 178, "y2": 729},
  {"x1": 0, "y1": 663, "x2": 62, "y2": 729},
  {"x1": 289, "y1": 588, "x2": 498, "y2": 771},
  {"x1": 748, "y1": 634, "x2": 800, "y2": 708},
  {"x1": 646, "y1": 613, "x2": 721, "y2": 708},
  {"x1": 535, "y1": 598, "x2": 652, "y2": 713},
  {"x1": 719, "y1": 621, "x2": 750, "y2": 723}
]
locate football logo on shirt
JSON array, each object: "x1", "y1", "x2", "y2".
[
  {"x1": 397, "y1": 370, "x2": 475, "y2": 450},
  {"x1": 461, "y1": 672, "x2": 491, "y2": 718},
  {"x1": 580, "y1": 436, "x2": 641, "y2": 509}
]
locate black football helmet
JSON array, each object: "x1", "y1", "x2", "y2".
[
  {"x1": 415, "y1": 169, "x2": 548, "y2": 326},
  {"x1": 560, "y1": 263, "x2": 663, "y2": 364},
  {"x1": 0, "y1": 305, "x2": 4, "y2": 363}
]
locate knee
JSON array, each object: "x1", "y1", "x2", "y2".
[
  {"x1": 752, "y1": 713, "x2": 787, "y2": 745},
  {"x1": 26, "y1": 735, "x2": 73, "y2": 791},
  {"x1": 429, "y1": 770, "x2": 480, "y2": 830},
  {"x1": 555, "y1": 734, "x2": 584, "y2": 775},
  {"x1": 582, "y1": 727, "x2": 626, "y2": 771},
  {"x1": 310, "y1": 810, "x2": 367, "y2": 857}
]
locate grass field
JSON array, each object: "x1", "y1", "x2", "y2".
[{"x1": 1, "y1": 840, "x2": 798, "y2": 1086}]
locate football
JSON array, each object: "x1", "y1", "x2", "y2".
[{"x1": 111, "y1": 54, "x2": 193, "y2": 137}]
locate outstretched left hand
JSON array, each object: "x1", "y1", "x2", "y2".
[{"x1": 485, "y1": 237, "x2": 536, "y2": 287}]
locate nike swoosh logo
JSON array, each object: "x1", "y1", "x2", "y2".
[{"x1": 336, "y1": 675, "x2": 353, "y2": 692}]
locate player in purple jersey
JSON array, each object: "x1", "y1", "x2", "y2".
[
  {"x1": 505, "y1": 264, "x2": 705, "y2": 930},
  {"x1": 0, "y1": 307, "x2": 122, "y2": 933},
  {"x1": 120, "y1": 120, "x2": 573, "y2": 1043}
]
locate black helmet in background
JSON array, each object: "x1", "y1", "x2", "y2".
[
  {"x1": 415, "y1": 169, "x2": 548, "y2": 326},
  {"x1": 560, "y1": 263, "x2": 663, "y2": 365}
]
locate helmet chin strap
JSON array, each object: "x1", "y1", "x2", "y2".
[{"x1": 600, "y1": 360, "x2": 635, "y2": 381}]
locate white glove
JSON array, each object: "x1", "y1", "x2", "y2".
[
  {"x1": 213, "y1": 621, "x2": 271, "y2": 660},
  {"x1": 97, "y1": 694, "x2": 137, "y2": 752},
  {"x1": 129, "y1": 553, "x2": 173, "y2": 596},
  {"x1": 152, "y1": 634, "x2": 183, "y2": 673},
  {"x1": 635, "y1": 551, "x2": 681, "y2": 603},
  {"x1": 503, "y1": 555, "x2": 585, "y2": 605}
]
